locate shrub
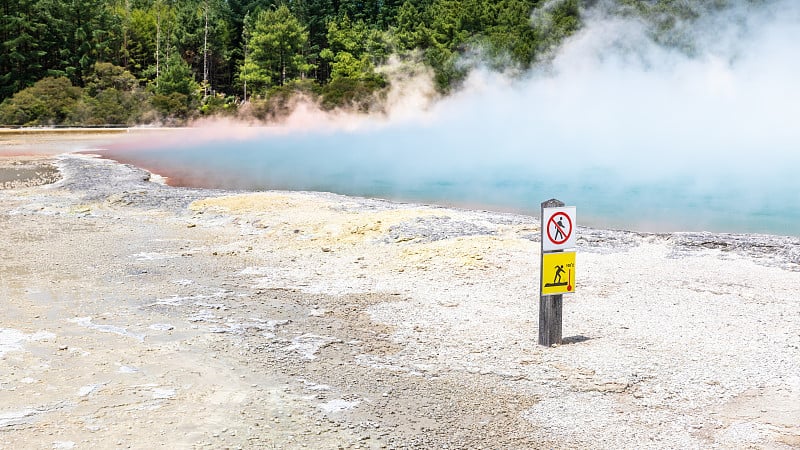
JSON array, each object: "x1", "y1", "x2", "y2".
[
  {"x1": 242, "y1": 79, "x2": 319, "y2": 122},
  {"x1": 320, "y1": 77, "x2": 387, "y2": 111},
  {"x1": 0, "y1": 77, "x2": 82, "y2": 126},
  {"x1": 200, "y1": 93, "x2": 238, "y2": 117}
]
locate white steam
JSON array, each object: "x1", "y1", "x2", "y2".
[
  {"x1": 110, "y1": 0, "x2": 800, "y2": 234},
  {"x1": 436, "y1": 0, "x2": 800, "y2": 174}
]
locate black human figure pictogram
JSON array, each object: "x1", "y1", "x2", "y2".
[
  {"x1": 554, "y1": 265, "x2": 565, "y2": 284},
  {"x1": 553, "y1": 216, "x2": 566, "y2": 241},
  {"x1": 544, "y1": 263, "x2": 569, "y2": 288}
]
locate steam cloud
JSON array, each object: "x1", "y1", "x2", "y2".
[{"x1": 106, "y1": 0, "x2": 800, "y2": 235}]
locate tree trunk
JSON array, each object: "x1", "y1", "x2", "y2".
[
  {"x1": 281, "y1": 52, "x2": 286, "y2": 86},
  {"x1": 203, "y1": 0, "x2": 209, "y2": 97},
  {"x1": 155, "y1": 5, "x2": 160, "y2": 87}
]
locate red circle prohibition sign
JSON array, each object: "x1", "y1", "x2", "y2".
[{"x1": 547, "y1": 212, "x2": 572, "y2": 245}]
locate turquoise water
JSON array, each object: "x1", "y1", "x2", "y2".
[{"x1": 104, "y1": 127, "x2": 800, "y2": 237}]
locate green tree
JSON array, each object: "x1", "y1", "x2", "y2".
[
  {"x1": 532, "y1": 0, "x2": 581, "y2": 56},
  {"x1": 227, "y1": 0, "x2": 281, "y2": 71},
  {"x1": 425, "y1": 0, "x2": 468, "y2": 50},
  {"x1": 318, "y1": 15, "x2": 389, "y2": 109},
  {"x1": 36, "y1": 0, "x2": 119, "y2": 85},
  {"x1": 131, "y1": 0, "x2": 181, "y2": 87},
  {"x1": 151, "y1": 53, "x2": 200, "y2": 120},
  {"x1": 171, "y1": 0, "x2": 234, "y2": 95},
  {"x1": 423, "y1": 45, "x2": 462, "y2": 92},
  {"x1": 238, "y1": 12, "x2": 268, "y2": 98},
  {"x1": 107, "y1": 0, "x2": 133, "y2": 69},
  {"x1": 486, "y1": 0, "x2": 539, "y2": 70},
  {"x1": 393, "y1": 1, "x2": 427, "y2": 51},
  {"x1": 290, "y1": 0, "x2": 335, "y2": 82},
  {"x1": 240, "y1": 5, "x2": 309, "y2": 95},
  {"x1": 336, "y1": 0, "x2": 377, "y2": 23},
  {"x1": 126, "y1": 5, "x2": 157, "y2": 78},
  {"x1": 0, "y1": 0, "x2": 47, "y2": 100},
  {"x1": 84, "y1": 62, "x2": 138, "y2": 96},
  {"x1": 376, "y1": 0, "x2": 408, "y2": 29},
  {"x1": 321, "y1": 15, "x2": 388, "y2": 81},
  {"x1": 414, "y1": 0, "x2": 473, "y2": 91},
  {"x1": 0, "y1": 0, "x2": 594, "y2": 119}
]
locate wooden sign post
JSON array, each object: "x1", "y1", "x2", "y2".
[{"x1": 539, "y1": 198, "x2": 577, "y2": 347}]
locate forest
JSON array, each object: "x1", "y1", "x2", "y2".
[{"x1": 0, "y1": 0, "x2": 723, "y2": 125}]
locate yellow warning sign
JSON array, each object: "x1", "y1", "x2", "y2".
[{"x1": 541, "y1": 251, "x2": 576, "y2": 296}]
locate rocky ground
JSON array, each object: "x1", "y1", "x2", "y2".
[{"x1": 1, "y1": 142, "x2": 799, "y2": 449}]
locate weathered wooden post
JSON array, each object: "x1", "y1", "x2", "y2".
[
  {"x1": 539, "y1": 199, "x2": 576, "y2": 347},
  {"x1": 538, "y1": 289, "x2": 563, "y2": 347}
]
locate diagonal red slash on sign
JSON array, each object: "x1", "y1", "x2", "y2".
[{"x1": 547, "y1": 212, "x2": 572, "y2": 245}]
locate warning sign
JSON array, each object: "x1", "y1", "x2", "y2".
[
  {"x1": 541, "y1": 251, "x2": 576, "y2": 296},
  {"x1": 542, "y1": 206, "x2": 576, "y2": 252}
]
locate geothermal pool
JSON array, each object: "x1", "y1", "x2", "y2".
[{"x1": 101, "y1": 125, "x2": 800, "y2": 237}]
